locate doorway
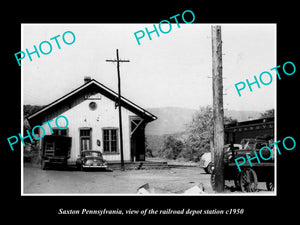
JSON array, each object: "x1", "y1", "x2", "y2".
[
  {"x1": 80, "y1": 128, "x2": 92, "y2": 152},
  {"x1": 130, "y1": 117, "x2": 145, "y2": 162}
]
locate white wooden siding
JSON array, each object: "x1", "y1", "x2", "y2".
[{"x1": 40, "y1": 93, "x2": 136, "y2": 164}]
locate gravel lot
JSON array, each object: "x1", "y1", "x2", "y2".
[{"x1": 23, "y1": 163, "x2": 272, "y2": 195}]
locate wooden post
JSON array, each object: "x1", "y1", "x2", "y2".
[
  {"x1": 211, "y1": 26, "x2": 225, "y2": 192},
  {"x1": 106, "y1": 49, "x2": 130, "y2": 171}
]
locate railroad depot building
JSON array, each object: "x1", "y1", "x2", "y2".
[{"x1": 27, "y1": 77, "x2": 157, "y2": 164}]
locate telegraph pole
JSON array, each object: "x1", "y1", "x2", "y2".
[
  {"x1": 106, "y1": 49, "x2": 130, "y2": 171},
  {"x1": 211, "y1": 26, "x2": 225, "y2": 192}
]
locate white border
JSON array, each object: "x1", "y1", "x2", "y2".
[
  {"x1": 21, "y1": 23, "x2": 24, "y2": 196},
  {"x1": 21, "y1": 23, "x2": 277, "y2": 196}
]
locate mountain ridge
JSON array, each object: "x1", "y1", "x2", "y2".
[{"x1": 145, "y1": 107, "x2": 263, "y2": 135}]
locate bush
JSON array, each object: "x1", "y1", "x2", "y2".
[
  {"x1": 159, "y1": 135, "x2": 183, "y2": 160},
  {"x1": 158, "y1": 134, "x2": 210, "y2": 162},
  {"x1": 158, "y1": 106, "x2": 233, "y2": 162},
  {"x1": 145, "y1": 148, "x2": 154, "y2": 157}
]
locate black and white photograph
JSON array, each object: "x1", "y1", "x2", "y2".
[
  {"x1": 21, "y1": 24, "x2": 276, "y2": 195},
  {"x1": 2, "y1": 4, "x2": 298, "y2": 221}
]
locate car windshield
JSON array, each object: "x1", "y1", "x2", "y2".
[{"x1": 83, "y1": 151, "x2": 102, "y2": 158}]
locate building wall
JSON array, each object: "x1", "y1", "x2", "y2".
[{"x1": 39, "y1": 93, "x2": 137, "y2": 164}]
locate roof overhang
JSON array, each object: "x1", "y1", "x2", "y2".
[{"x1": 27, "y1": 79, "x2": 157, "y2": 125}]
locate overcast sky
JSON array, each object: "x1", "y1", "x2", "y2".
[{"x1": 22, "y1": 23, "x2": 276, "y2": 112}]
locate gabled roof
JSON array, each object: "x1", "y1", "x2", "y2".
[{"x1": 27, "y1": 79, "x2": 157, "y2": 125}]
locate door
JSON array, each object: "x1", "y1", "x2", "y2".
[
  {"x1": 81, "y1": 138, "x2": 91, "y2": 151},
  {"x1": 130, "y1": 117, "x2": 145, "y2": 162},
  {"x1": 80, "y1": 128, "x2": 92, "y2": 152}
]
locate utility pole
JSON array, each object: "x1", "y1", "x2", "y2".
[
  {"x1": 106, "y1": 49, "x2": 130, "y2": 171},
  {"x1": 211, "y1": 26, "x2": 225, "y2": 192}
]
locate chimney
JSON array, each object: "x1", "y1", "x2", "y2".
[{"x1": 84, "y1": 76, "x2": 91, "y2": 83}]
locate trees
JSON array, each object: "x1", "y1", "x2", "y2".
[
  {"x1": 158, "y1": 106, "x2": 206, "y2": 162},
  {"x1": 23, "y1": 105, "x2": 44, "y2": 145},
  {"x1": 184, "y1": 106, "x2": 236, "y2": 161},
  {"x1": 159, "y1": 135, "x2": 184, "y2": 160},
  {"x1": 158, "y1": 106, "x2": 237, "y2": 162},
  {"x1": 24, "y1": 104, "x2": 44, "y2": 117},
  {"x1": 260, "y1": 109, "x2": 274, "y2": 119},
  {"x1": 184, "y1": 106, "x2": 213, "y2": 161}
]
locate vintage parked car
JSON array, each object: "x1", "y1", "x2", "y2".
[
  {"x1": 200, "y1": 152, "x2": 213, "y2": 174},
  {"x1": 76, "y1": 150, "x2": 107, "y2": 170},
  {"x1": 199, "y1": 144, "x2": 243, "y2": 174}
]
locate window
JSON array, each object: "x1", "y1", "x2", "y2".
[
  {"x1": 52, "y1": 128, "x2": 68, "y2": 136},
  {"x1": 60, "y1": 129, "x2": 67, "y2": 136},
  {"x1": 89, "y1": 101, "x2": 97, "y2": 110},
  {"x1": 80, "y1": 129, "x2": 90, "y2": 137},
  {"x1": 45, "y1": 142, "x2": 55, "y2": 156},
  {"x1": 80, "y1": 128, "x2": 92, "y2": 151},
  {"x1": 103, "y1": 129, "x2": 118, "y2": 153}
]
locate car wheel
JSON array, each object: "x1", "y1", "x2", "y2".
[
  {"x1": 234, "y1": 172, "x2": 241, "y2": 191},
  {"x1": 61, "y1": 160, "x2": 68, "y2": 170},
  {"x1": 210, "y1": 169, "x2": 216, "y2": 191},
  {"x1": 76, "y1": 162, "x2": 81, "y2": 171},
  {"x1": 41, "y1": 159, "x2": 47, "y2": 170},
  {"x1": 205, "y1": 162, "x2": 213, "y2": 174},
  {"x1": 240, "y1": 168, "x2": 258, "y2": 192},
  {"x1": 80, "y1": 164, "x2": 85, "y2": 171}
]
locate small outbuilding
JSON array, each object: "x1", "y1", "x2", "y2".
[{"x1": 27, "y1": 77, "x2": 157, "y2": 165}]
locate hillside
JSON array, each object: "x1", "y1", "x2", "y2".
[
  {"x1": 145, "y1": 107, "x2": 196, "y2": 135},
  {"x1": 225, "y1": 110, "x2": 261, "y2": 122},
  {"x1": 145, "y1": 107, "x2": 262, "y2": 136}
]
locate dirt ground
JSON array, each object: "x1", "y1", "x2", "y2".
[{"x1": 23, "y1": 163, "x2": 273, "y2": 195}]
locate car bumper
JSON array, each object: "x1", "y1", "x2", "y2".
[
  {"x1": 44, "y1": 158, "x2": 66, "y2": 164},
  {"x1": 199, "y1": 160, "x2": 208, "y2": 168},
  {"x1": 82, "y1": 165, "x2": 107, "y2": 169}
]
